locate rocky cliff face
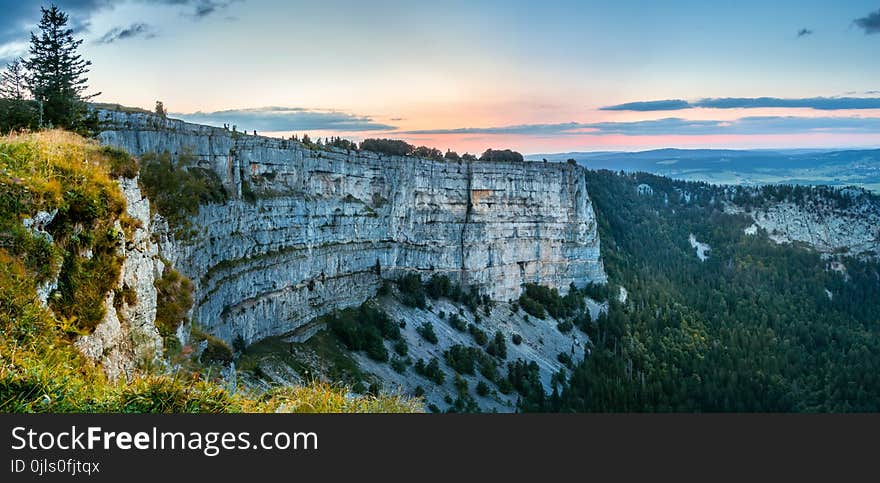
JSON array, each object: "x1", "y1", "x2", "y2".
[
  {"x1": 74, "y1": 177, "x2": 164, "y2": 381},
  {"x1": 749, "y1": 204, "x2": 879, "y2": 257},
  {"x1": 96, "y1": 111, "x2": 606, "y2": 345},
  {"x1": 725, "y1": 189, "x2": 880, "y2": 258}
]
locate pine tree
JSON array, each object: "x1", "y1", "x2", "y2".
[
  {"x1": 23, "y1": 5, "x2": 99, "y2": 129},
  {"x1": 0, "y1": 58, "x2": 39, "y2": 132},
  {"x1": 0, "y1": 58, "x2": 29, "y2": 100}
]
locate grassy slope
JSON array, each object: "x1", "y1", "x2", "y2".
[{"x1": 0, "y1": 130, "x2": 421, "y2": 413}]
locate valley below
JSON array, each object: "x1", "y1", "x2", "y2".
[{"x1": 540, "y1": 148, "x2": 880, "y2": 193}]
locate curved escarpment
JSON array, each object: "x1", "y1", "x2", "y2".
[{"x1": 98, "y1": 111, "x2": 606, "y2": 344}]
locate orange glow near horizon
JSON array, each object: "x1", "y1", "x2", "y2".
[
  {"x1": 262, "y1": 130, "x2": 880, "y2": 155},
  {"x1": 250, "y1": 104, "x2": 880, "y2": 154}
]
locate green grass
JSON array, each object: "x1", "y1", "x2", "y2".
[
  {"x1": 1, "y1": 130, "x2": 130, "y2": 333},
  {"x1": 238, "y1": 331, "x2": 369, "y2": 389},
  {"x1": 241, "y1": 382, "x2": 422, "y2": 413}
]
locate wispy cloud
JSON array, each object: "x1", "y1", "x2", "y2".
[
  {"x1": 0, "y1": 0, "x2": 242, "y2": 57},
  {"x1": 173, "y1": 107, "x2": 397, "y2": 132},
  {"x1": 854, "y1": 9, "x2": 880, "y2": 34},
  {"x1": 600, "y1": 99, "x2": 691, "y2": 112},
  {"x1": 96, "y1": 23, "x2": 156, "y2": 44},
  {"x1": 698, "y1": 97, "x2": 880, "y2": 110},
  {"x1": 189, "y1": 0, "x2": 232, "y2": 19},
  {"x1": 149, "y1": 0, "x2": 241, "y2": 19},
  {"x1": 401, "y1": 122, "x2": 587, "y2": 136},
  {"x1": 601, "y1": 96, "x2": 880, "y2": 111},
  {"x1": 0, "y1": 1, "x2": 111, "y2": 48},
  {"x1": 797, "y1": 28, "x2": 813, "y2": 37},
  {"x1": 400, "y1": 116, "x2": 880, "y2": 137}
]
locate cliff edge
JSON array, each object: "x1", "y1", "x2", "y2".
[{"x1": 97, "y1": 111, "x2": 607, "y2": 345}]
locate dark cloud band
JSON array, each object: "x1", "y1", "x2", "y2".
[
  {"x1": 601, "y1": 97, "x2": 880, "y2": 111},
  {"x1": 400, "y1": 116, "x2": 880, "y2": 137},
  {"x1": 600, "y1": 100, "x2": 691, "y2": 112}
]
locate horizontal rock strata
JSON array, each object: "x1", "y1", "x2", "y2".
[{"x1": 98, "y1": 111, "x2": 606, "y2": 344}]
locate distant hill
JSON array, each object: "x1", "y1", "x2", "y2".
[{"x1": 533, "y1": 148, "x2": 880, "y2": 192}]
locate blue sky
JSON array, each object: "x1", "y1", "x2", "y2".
[{"x1": 1, "y1": 0, "x2": 879, "y2": 152}]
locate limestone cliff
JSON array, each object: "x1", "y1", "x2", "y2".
[
  {"x1": 96, "y1": 111, "x2": 606, "y2": 345},
  {"x1": 725, "y1": 188, "x2": 880, "y2": 258},
  {"x1": 74, "y1": 177, "x2": 164, "y2": 381}
]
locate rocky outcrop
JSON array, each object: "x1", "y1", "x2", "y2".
[
  {"x1": 726, "y1": 190, "x2": 880, "y2": 258},
  {"x1": 97, "y1": 111, "x2": 606, "y2": 346},
  {"x1": 74, "y1": 177, "x2": 164, "y2": 381},
  {"x1": 22, "y1": 209, "x2": 60, "y2": 306},
  {"x1": 751, "y1": 204, "x2": 879, "y2": 257}
]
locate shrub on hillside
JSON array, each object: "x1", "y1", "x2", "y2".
[
  {"x1": 414, "y1": 358, "x2": 445, "y2": 384},
  {"x1": 393, "y1": 338, "x2": 408, "y2": 357},
  {"x1": 507, "y1": 359, "x2": 543, "y2": 404},
  {"x1": 390, "y1": 356, "x2": 407, "y2": 374},
  {"x1": 425, "y1": 274, "x2": 452, "y2": 299},
  {"x1": 477, "y1": 354, "x2": 499, "y2": 381},
  {"x1": 486, "y1": 331, "x2": 507, "y2": 359},
  {"x1": 395, "y1": 273, "x2": 426, "y2": 308},
  {"x1": 154, "y1": 263, "x2": 194, "y2": 335},
  {"x1": 468, "y1": 323, "x2": 488, "y2": 346},
  {"x1": 416, "y1": 322, "x2": 438, "y2": 344},
  {"x1": 476, "y1": 381, "x2": 491, "y2": 397},
  {"x1": 101, "y1": 146, "x2": 139, "y2": 179},
  {"x1": 449, "y1": 313, "x2": 467, "y2": 331},
  {"x1": 557, "y1": 320, "x2": 573, "y2": 333},
  {"x1": 557, "y1": 351, "x2": 573, "y2": 368},
  {"x1": 445, "y1": 345, "x2": 479, "y2": 375},
  {"x1": 518, "y1": 293, "x2": 546, "y2": 319},
  {"x1": 327, "y1": 302, "x2": 400, "y2": 362},
  {"x1": 139, "y1": 150, "x2": 227, "y2": 238},
  {"x1": 193, "y1": 330, "x2": 233, "y2": 365}
]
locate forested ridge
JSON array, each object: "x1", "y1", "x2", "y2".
[{"x1": 531, "y1": 170, "x2": 880, "y2": 412}]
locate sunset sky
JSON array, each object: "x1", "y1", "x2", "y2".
[{"x1": 2, "y1": 0, "x2": 880, "y2": 153}]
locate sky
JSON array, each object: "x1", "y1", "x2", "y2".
[{"x1": 1, "y1": 0, "x2": 880, "y2": 153}]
